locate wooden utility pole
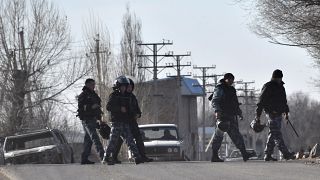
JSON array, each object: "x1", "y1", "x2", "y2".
[
  {"x1": 166, "y1": 52, "x2": 191, "y2": 136},
  {"x1": 137, "y1": 40, "x2": 173, "y2": 123},
  {"x1": 193, "y1": 65, "x2": 216, "y2": 161},
  {"x1": 19, "y1": 29, "x2": 34, "y2": 123},
  {"x1": 91, "y1": 34, "x2": 108, "y2": 121},
  {"x1": 236, "y1": 81, "x2": 255, "y2": 148}
]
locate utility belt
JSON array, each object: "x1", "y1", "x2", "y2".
[
  {"x1": 267, "y1": 111, "x2": 283, "y2": 119},
  {"x1": 219, "y1": 114, "x2": 237, "y2": 121}
]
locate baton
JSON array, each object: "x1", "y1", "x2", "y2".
[
  {"x1": 286, "y1": 118, "x2": 299, "y2": 138},
  {"x1": 205, "y1": 132, "x2": 215, "y2": 152}
]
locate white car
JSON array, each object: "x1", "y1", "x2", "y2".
[{"x1": 136, "y1": 124, "x2": 185, "y2": 161}]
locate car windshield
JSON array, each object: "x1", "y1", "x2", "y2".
[
  {"x1": 5, "y1": 132, "x2": 56, "y2": 152},
  {"x1": 140, "y1": 126, "x2": 178, "y2": 141}
]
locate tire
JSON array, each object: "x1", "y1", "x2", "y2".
[{"x1": 0, "y1": 145, "x2": 5, "y2": 165}]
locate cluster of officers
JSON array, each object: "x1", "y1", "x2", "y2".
[
  {"x1": 77, "y1": 69, "x2": 296, "y2": 165},
  {"x1": 77, "y1": 76, "x2": 152, "y2": 165}
]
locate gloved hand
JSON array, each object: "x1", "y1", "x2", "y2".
[
  {"x1": 135, "y1": 114, "x2": 141, "y2": 119},
  {"x1": 215, "y1": 112, "x2": 222, "y2": 119},
  {"x1": 255, "y1": 116, "x2": 260, "y2": 123},
  {"x1": 284, "y1": 113, "x2": 289, "y2": 124},
  {"x1": 239, "y1": 114, "x2": 244, "y2": 121},
  {"x1": 284, "y1": 113, "x2": 289, "y2": 120},
  {"x1": 96, "y1": 121, "x2": 101, "y2": 129}
]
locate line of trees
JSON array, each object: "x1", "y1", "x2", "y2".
[
  {"x1": 284, "y1": 92, "x2": 320, "y2": 151},
  {"x1": 245, "y1": 0, "x2": 320, "y2": 82},
  {"x1": 0, "y1": 0, "x2": 147, "y2": 137}
]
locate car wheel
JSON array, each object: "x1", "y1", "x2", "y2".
[{"x1": 0, "y1": 149, "x2": 4, "y2": 165}]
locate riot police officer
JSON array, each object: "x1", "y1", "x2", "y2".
[
  {"x1": 77, "y1": 78, "x2": 105, "y2": 164},
  {"x1": 256, "y1": 69, "x2": 295, "y2": 161},
  {"x1": 102, "y1": 76, "x2": 142, "y2": 165},
  {"x1": 112, "y1": 78, "x2": 153, "y2": 163},
  {"x1": 211, "y1": 73, "x2": 251, "y2": 162}
]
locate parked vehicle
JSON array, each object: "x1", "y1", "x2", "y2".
[
  {"x1": 2, "y1": 128, "x2": 74, "y2": 165},
  {"x1": 0, "y1": 137, "x2": 4, "y2": 165},
  {"x1": 137, "y1": 124, "x2": 186, "y2": 161}
]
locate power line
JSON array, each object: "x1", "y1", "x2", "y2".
[{"x1": 137, "y1": 40, "x2": 173, "y2": 123}]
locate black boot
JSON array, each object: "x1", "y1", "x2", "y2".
[
  {"x1": 240, "y1": 150, "x2": 252, "y2": 162},
  {"x1": 264, "y1": 154, "x2": 277, "y2": 161},
  {"x1": 134, "y1": 157, "x2": 144, "y2": 165},
  {"x1": 283, "y1": 152, "x2": 296, "y2": 160},
  {"x1": 211, "y1": 151, "x2": 224, "y2": 162},
  {"x1": 113, "y1": 157, "x2": 122, "y2": 164},
  {"x1": 142, "y1": 156, "x2": 153, "y2": 162},
  {"x1": 81, "y1": 159, "x2": 95, "y2": 165},
  {"x1": 101, "y1": 155, "x2": 114, "y2": 165}
]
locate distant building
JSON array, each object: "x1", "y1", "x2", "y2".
[{"x1": 136, "y1": 77, "x2": 204, "y2": 160}]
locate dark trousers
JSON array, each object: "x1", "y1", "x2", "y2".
[
  {"x1": 264, "y1": 115, "x2": 290, "y2": 155},
  {"x1": 81, "y1": 120, "x2": 105, "y2": 161},
  {"x1": 105, "y1": 122, "x2": 141, "y2": 159},
  {"x1": 114, "y1": 121, "x2": 146, "y2": 159},
  {"x1": 212, "y1": 116, "x2": 246, "y2": 154}
]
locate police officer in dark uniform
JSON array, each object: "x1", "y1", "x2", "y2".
[
  {"x1": 102, "y1": 76, "x2": 142, "y2": 165},
  {"x1": 211, "y1": 73, "x2": 251, "y2": 162},
  {"x1": 256, "y1": 69, "x2": 295, "y2": 161},
  {"x1": 112, "y1": 78, "x2": 153, "y2": 163},
  {"x1": 77, "y1": 78, "x2": 105, "y2": 164}
]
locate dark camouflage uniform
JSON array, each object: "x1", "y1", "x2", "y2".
[
  {"x1": 106, "y1": 122, "x2": 140, "y2": 159},
  {"x1": 211, "y1": 80, "x2": 247, "y2": 155},
  {"x1": 104, "y1": 91, "x2": 141, "y2": 159},
  {"x1": 211, "y1": 116, "x2": 246, "y2": 154},
  {"x1": 114, "y1": 93, "x2": 147, "y2": 159},
  {"x1": 264, "y1": 115, "x2": 290, "y2": 155}
]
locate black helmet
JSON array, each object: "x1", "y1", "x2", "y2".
[
  {"x1": 113, "y1": 75, "x2": 130, "y2": 90},
  {"x1": 217, "y1": 120, "x2": 230, "y2": 132},
  {"x1": 250, "y1": 120, "x2": 266, "y2": 133},
  {"x1": 98, "y1": 123, "x2": 111, "y2": 139},
  {"x1": 128, "y1": 78, "x2": 135, "y2": 90}
]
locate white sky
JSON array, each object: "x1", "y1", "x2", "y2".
[{"x1": 55, "y1": 0, "x2": 320, "y2": 101}]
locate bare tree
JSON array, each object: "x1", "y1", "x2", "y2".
[
  {"x1": 82, "y1": 13, "x2": 115, "y2": 121},
  {"x1": 0, "y1": 0, "x2": 89, "y2": 136},
  {"x1": 119, "y1": 5, "x2": 147, "y2": 82},
  {"x1": 283, "y1": 92, "x2": 320, "y2": 151},
  {"x1": 248, "y1": 0, "x2": 320, "y2": 64}
]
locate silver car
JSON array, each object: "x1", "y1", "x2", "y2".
[
  {"x1": 2, "y1": 128, "x2": 74, "y2": 165},
  {"x1": 138, "y1": 124, "x2": 185, "y2": 161}
]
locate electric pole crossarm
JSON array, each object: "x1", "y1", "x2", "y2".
[
  {"x1": 138, "y1": 54, "x2": 175, "y2": 57},
  {"x1": 137, "y1": 42, "x2": 173, "y2": 46}
]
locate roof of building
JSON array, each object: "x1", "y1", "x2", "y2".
[
  {"x1": 143, "y1": 77, "x2": 204, "y2": 96},
  {"x1": 181, "y1": 77, "x2": 204, "y2": 96}
]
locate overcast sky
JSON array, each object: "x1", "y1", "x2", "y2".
[{"x1": 55, "y1": 0, "x2": 320, "y2": 101}]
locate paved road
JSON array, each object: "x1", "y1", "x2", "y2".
[{"x1": 0, "y1": 160, "x2": 319, "y2": 180}]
